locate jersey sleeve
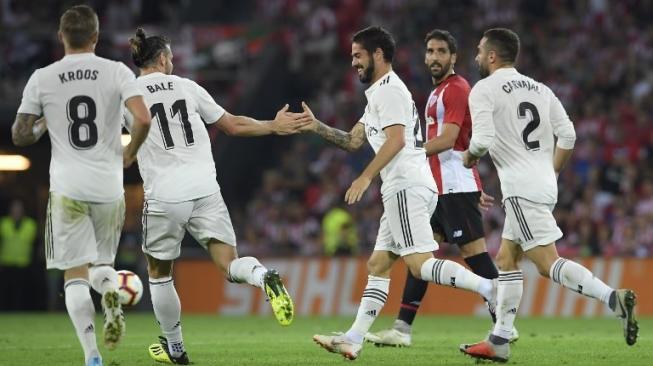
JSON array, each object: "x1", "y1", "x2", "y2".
[
  {"x1": 375, "y1": 86, "x2": 410, "y2": 128},
  {"x1": 190, "y1": 80, "x2": 225, "y2": 124},
  {"x1": 116, "y1": 62, "x2": 142, "y2": 102},
  {"x1": 17, "y1": 70, "x2": 42, "y2": 115},
  {"x1": 549, "y1": 89, "x2": 576, "y2": 150},
  {"x1": 441, "y1": 84, "x2": 468, "y2": 127},
  {"x1": 468, "y1": 82, "x2": 495, "y2": 157}
]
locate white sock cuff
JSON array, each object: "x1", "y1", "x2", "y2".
[
  {"x1": 64, "y1": 278, "x2": 90, "y2": 290},
  {"x1": 498, "y1": 270, "x2": 524, "y2": 283},
  {"x1": 549, "y1": 258, "x2": 568, "y2": 284},
  {"x1": 419, "y1": 257, "x2": 438, "y2": 282},
  {"x1": 149, "y1": 276, "x2": 174, "y2": 286},
  {"x1": 362, "y1": 275, "x2": 389, "y2": 305}
]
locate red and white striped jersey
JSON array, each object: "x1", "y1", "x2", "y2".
[{"x1": 425, "y1": 74, "x2": 481, "y2": 195}]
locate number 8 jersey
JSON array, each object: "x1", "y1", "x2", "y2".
[
  {"x1": 468, "y1": 67, "x2": 576, "y2": 204},
  {"x1": 17, "y1": 53, "x2": 142, "y2": 202},
  {"x1": 123, "y1": 72, "x2": 225, "y2": 202}
]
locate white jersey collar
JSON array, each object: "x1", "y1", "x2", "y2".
[
  {"x1": 365, "y1": 70, "x2": 394, "y2": 97},
  {"x1": 62, "y1": 52, "x2": 95, "y2": 60},
  {"x1": 138, "y1": 72, "x2": 166, "y2": 80}
]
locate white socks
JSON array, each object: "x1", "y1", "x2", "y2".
[
  {"x1": 550, "y1": 258, "x2": 613, "y2": 304},
  {"x1": 492, "y1": 271, "x2": 523, "y2": 341},
  {"x1": 150, "y1": 276, "x2": 185, "y2": 357},
  {"x1": 64, "y1": 279, "x2": 100, "y2": 364},
  {"x1": 89, "y1": 265, "x2": 119, "y2": 295},
  {"x1": 420, "y1": 258, "x2": 494, "y2": 300},
  {"x1": 347, "y1": 275, "x2": 390, "y2": 344},
  {"x1": 228, "y1": 256, "x2": 267, "y2": 288}
]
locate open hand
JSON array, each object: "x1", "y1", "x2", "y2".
[
  {"x1": 344, "y1": 175, "x2": 371, "y2": 205},
  {"x1": 296, "y1": 101, "x2": 319, "y2": 132},
  {"x1": 272, "y1": 104, "x2": 313, "y2": 135}
]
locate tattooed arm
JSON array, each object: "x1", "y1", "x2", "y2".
[
  {"x1": 11, "y1": 113, "x2": 43, "y2": 146},
  {"x1": 300, "y1": 102, "x2": 366, "y2": 152}
]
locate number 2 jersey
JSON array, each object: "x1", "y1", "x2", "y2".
[
  {"x1": 17, "y1": 53, "x2": 142, "y2": 202},
  {"x1": 124, "y1": 72, "x2": 224, "y2": 202},
  {"x1": 468, "y1": 67, "x2": 576, "y2": 204},
  {"x1": 361, "y1": 71, "x2": 437, "y2": 199}
]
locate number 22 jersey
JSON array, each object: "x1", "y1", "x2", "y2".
[
  {"x1": 123, "y1": 72, "x2": 225, "y2": 202},
  {"x1": 468, "y1": 67, "x2": 576, "y2": 204},
  {"x1": 17, "y1": 53, "x2": 142, "y2": 202}
]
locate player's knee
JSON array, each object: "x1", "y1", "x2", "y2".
[
  {"x1": 495, "y1": 252, "x2": 519, "y2": 271},
  {"x1": 366, "y1": 257, "x2": 391, "y2": 277},
  {"x1": 407, "y1": 263, "x2": 423, "y2": 279},
  {"x1": 147, "y1": 257, "x2": 173, "y2": 278}
]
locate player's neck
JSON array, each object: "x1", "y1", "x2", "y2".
[
  {"x1": 65, "y1": 46, "x2": 95, "y2": 55},
  {"x1": 140, "y1": 67, "x2": 165, "y2": 76},
  {"x1": 489, "y1": 63, "x2": 514, "y2": 75},
  {"x1": 64, "y1": 43, "x2": 95, "y2": 56},
  {"x1": 370, "y1": 63, "x2": 392, "y2": 84},
  {"x1": 433, "y1": 69, "x2": 455, "y2": 86}
]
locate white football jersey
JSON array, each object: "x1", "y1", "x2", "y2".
[
  {"x1": 17, "y1": 53, "x2": 142, "y2": 202},
  {"x1": 361, "y1": 71, "x2": 438, "y2": 199},
  {"x1": 468, "y1": 67, "x2": 576, "y2": 204},
  {"x1": 124, "y1": 72, "x2": 225, "y2": 202}
]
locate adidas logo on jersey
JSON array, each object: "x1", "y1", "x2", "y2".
[{"x1": 365, "y1": 309, "x2": 377, "y2": 317}]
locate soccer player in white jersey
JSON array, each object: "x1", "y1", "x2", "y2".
[
  {"x1": 366, "y1": 29, "x2": 519, "y2": 348},
  {"x1": 11, "y1": 5, "x2": 151, "y2": 366},
  {"x1": 460, "y1": 28, "x2": 638, "y2": 362},
  {"x1": 123, "y1": 29, "x2": 307, "y2": 365},
  {"x1": 303, "y1": 26, "x2": 497, "y2": 361}
]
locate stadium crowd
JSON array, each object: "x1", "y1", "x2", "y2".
[{"x1": 1, "y1": 0, "x2": 652, "y2": 263}]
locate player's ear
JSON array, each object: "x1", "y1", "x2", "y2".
[
  {"x1": 57, "y1": 31, "x2": 64, "y2": 45},
  {"x1": 451, "y1": 53, "x2": 457, "y2": 66},
  {"x1": 90, "y1": 31, "x2": 99, "y2": 46}
]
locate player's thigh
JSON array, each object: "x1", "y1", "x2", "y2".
[
  {"x1": 187, "y1": 192, "x2": 237, "y2": 250},
  {"x1": 142, "y1": 199, "x2": 193, "y2": 261},
  {"x1": 89, "y1": 196, "x2": 125, "y2": 266},
  {"x1": 383, "y1": 186, "x2": 439, "y2": 256},
  {"x1": 45, "y1": 192, "x2": 97, "y2": 270},
  {"x1": 502, "y1": 196, "x2": 562, "y2": 252}
]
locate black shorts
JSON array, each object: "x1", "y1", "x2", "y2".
[{"x1": 430, "y1": 191, "x2": 484, "y2": 245}]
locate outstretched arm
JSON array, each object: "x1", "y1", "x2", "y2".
[
  {"x1": 216, "y1": 104, "x2": 312, "y2": 137},
  {"x1": 300, "y1": 102, "x2": 366, "y2": 152},
  {"x1": 11, "y1": 113, "x2": 43, "y2": 146}
]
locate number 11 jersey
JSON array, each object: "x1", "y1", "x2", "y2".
[
  {"x1": 18, "y1": 53, "x2": 142, "y2": 202},
  {"x1": 468, "y1": 67, "x2": 576, "y2": 204},
  {"x1": 124, "y1": 72, "x2": 225, "y2": 202}
]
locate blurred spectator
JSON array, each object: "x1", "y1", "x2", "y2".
[
  {"x1": 0, "y1": 199, "x2": 37, "y2": 310},
  {"x1": 322, "y1": 205, "x2": 358, "y2": 256}
]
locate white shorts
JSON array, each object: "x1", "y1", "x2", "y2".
[
  {"x1": 142, "y1": 192, "x2": 237, "y2": 260},
  {"x1": 374, "y1": 186, "x2": 439, "y2": 256},
  {"x1": 45, "y1": 192, "x2": 125, "y2": 270},
  {"x1": 502, "y1": 196, "x2": 563, "y2": 251}
]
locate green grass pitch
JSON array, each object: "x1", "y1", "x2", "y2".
[{"x1": 0, "y1": 313, "x2": 651, "y2": 365}]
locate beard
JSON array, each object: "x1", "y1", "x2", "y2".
[
  {"x1": 430, "y1": 60, "x2": 452, "y2": 82},
  {"x1": 358, "y1": 61, "x2": 375, "y2": 83},
  {"x1": 478, "y1": 60, "x2": 490, "y2": 79}
]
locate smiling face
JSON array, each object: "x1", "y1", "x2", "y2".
[
  {"x1": 351, "y1": 42, "x2": 375, "y2": 84},
  {"x1": 425, "y1": 38, "x2": 456, "y2": 84}
]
